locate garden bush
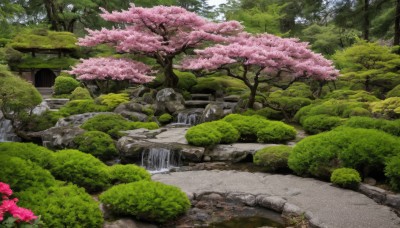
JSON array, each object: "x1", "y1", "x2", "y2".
[
  {"x1": 158, "y1": 113, "x2": 173, "y2": 124},
  {"x1": 385, "y1": 156, "x2": 400, "y2": 191},
  {"x1": 211, "y1": 121, "x2": 240, "y2": 144},
  {"x1": 99, "y1": 181, "x2": 190, "y2": 223},
  {"x1": 253, "y1": 107, "x2": 284, "y2": 120},
  {"x1": 53, "y1": 76, "x2": 79, "y2": 95},
  {"x1": 0, "y1": 142, "x2": 55, "y2": 169},
  {"x1": 21, "y1": 110, "x2": 63, "y2": 132},
  {"x1": 324, "y1": 90, "x2": 379, "y2": 102},
  {"x1": 73, "y1": 131, "x2": 118, "y2": 160},
  {"x1": 386, "y1": 84, "x2": 400, "y2": 98},
  {"x1": 69, "y1": 87, "x2": 92, "y2": 100},
  {"x1": 191, "y1": 75, "x2": 247, "y2": 93},
  {"x1": 343, "y1": 117, "x2": 400, "y2": 136},
  {"x1": 288, "y1": 127, "x2": 400, "y2": 180},
  {"x1": 97, "y1": 93, "x2": 129, "y2": 110},
  {"x1": 253, "y1": 146, "x2": 293, "y2": 172},
  {"x1": 185, "y1": 123, "x2": 222, "y2": 147},
  {"x1": 18, "y1": 184, "x2": 103, "y2": 227},
  {"x1": 81, "y1": 113, "x2": 158, "y2": 138},
  {"x1": 330, "y1": 168, "x2": 361, "y2": 189},
  {"x1": 109, "y1": 164, "x2": 151, "y2": 184},
  {"x1": 257, "y1": 122, "x2": 297, "y2": 143},
  {"x1": 176, "y1": 70, "x2": 197, "y2": 91},
  {"x1": 370, "y1": 97, "x2": 400, "y2": 119},
  {"x1": 0, "y1": 155, "x2": 56, "y2": 192},
  {"x1": 267, "y1": 96, "x2": 312, "y2": 120},
  {"x1": 302, "y1": 114, "x2": 343, "y2": 134},
  {"x1": 348, "y1": 107, "x2": 371, "y2": 117},
  {"x1": 51, "y1": 149, "x2": 110, "y2": 192},
  {"x1": 59, "y1": 100, "x2": 107, "y2": 116}
]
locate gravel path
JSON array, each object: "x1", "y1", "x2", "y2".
[{"x1": 153, "y1": 170, "x2": 400, "y2": 228}]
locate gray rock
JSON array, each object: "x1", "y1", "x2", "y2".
[
  {"x1": 359, "y1": 184, "x2": 386, "y2": 203},
  {"x1": 56, "y1": 112, "x2": 113, "y2": 127},
  {"x1": 253, "y1": 102, "x2": 263, "y2": 110},
  {"x1": 206, "y1": 143, "x2": 275, "y2": 162},
  {"x1": 256, "y1": 196, "x2": 286, "y2": 212},
  {"x1": 226, "y1": 193, "x2": 257, "y2": 206},
  {"x1": 103, "y1": 218, "x2": 157, "y2": 228},
  {"x1": 385, "y1": 194, "x2": 400, "y2": 210},
  {"x1": 363, "y1": 177, "x2": 377, "y2": 186},
  {"x1": 156, "y1": 88, "x2": 185, "y2": 113},
  {"x1": 130, "y1": 85, "x2": 150, "y2": 98},
  {"x1": 200, "y1": 103, "x2": 224, "y2": 123},
  {"x1": 36, "y1": 126, "x2": 85, "y2": 150},
  {"x1": 282, "y1": 203, "x2": 304, "y2": 217}
]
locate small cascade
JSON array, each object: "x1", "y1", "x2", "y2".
[
  {"x1": 141, "y1": 148, "x2": 181, "y2": 173},
  {"x1": 0, "y1": 118, "x2": 20, "y2": 142},
  {"x1": 177, "y1": 112, "x2": 200, "y2": 126}
]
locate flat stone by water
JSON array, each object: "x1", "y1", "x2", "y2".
[{"x1": 153, "y1": 170, "x2": 400, "y2": 228}]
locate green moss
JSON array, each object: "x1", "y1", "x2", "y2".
[
  {"x1": 370, "y1": 97, "x2": 400, "y2": 119},
  {"x1": 386, "y1": 84, "x2": 400, "y2": 98},
  {"x1": 191, "y1": 75, "x2": 247, "y2": 93},
  {"x1": 330, "y1": 168, "x2": 361, "y2": 189},
  {"x1": 12, "y1": 56, "x2": 78, "y2": 69},
  {"x1": 59, "y1": 100, "x2": 107, "y2": 116},
  {"x1": 256, "y1": 122, "x2": 297, "y2": 143},
  {"x1": 158, "y1": 113, "x2": 173, "y2": 124},
  {"x1": 73, "y1": 131, "x2": 118, "y2": 161},
  {"x1": 343, "y1": 116, "x2": 400, "y2": 136},
  {"x1": 97, "y1": 93, "x2": 129, "y2": 110},
  {"x1": 10, "y1": 30, "x2": 77, "y2": 51},
  {"x1": 99, "y1": 181, "x2": 190, "y2": 223},
  {"x1": 175, "y1": 70, "x2": 198, "y2": 91},
  {"x1": 254, "y1": 146, "x2": 293, "y2": 172},
  {"x1": 108, "y1": 164, "x2": 151, "y2": 184},
  {"x1": 185, "y1": 123, "x2": 222, "y2": 147}
]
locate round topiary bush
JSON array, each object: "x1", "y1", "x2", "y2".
[
  {"x1": 53, "y1": 76, "x2": 80, "y2": 95},
  {"x1": 348, "y1": 107, "x2": 371, "y2": 117},
  {"x1": 330, "y1": 168, "x2": 361, "y2": 189},
  {"x1": 0, "y1": 155, "x2": 56, "y2": 192},
  {"x1": 288, "y1": 127, "x2": 400, "y2": 180},
  {"x1": 254, "y1": 146, "x2": 293, "y2": 172},
  {"x1": 344, "y1": 116, "x2": 400, "y2": 136},
  {"x1": 158, "y1": 113, "x2": 173, "y2": 124},
  {"x1": 109, "y1": 164, "x2": 151, "y2": 184},
  {"x1": 211, "y1": 121, "x2": 240, "y2": 144},
  {"x1": 73, "y1": 131, "x2": 118, "y2": 161},
  {"x1": 257, "y1": 122, "x2": 297, "y2": 143},
  {"x1": 385, "y1": 156, "x2": 400, "y2": 192},
  {"x1": 302, "y1": 114, "x2": 343, "y2": 134},
  {"x1": 223, "y1": 114, "x2": 268, "y2": 142},
  {"x1": 51, "y1": 149, "x2": 110, "y2": 192},
  {"x1": 185, "y1": 123, "x2": 222, "y2": 147},
  {"x1": 69, "y1": 87, "x2": 92, "y2": 100},
  {"x1": 99, "y1": 181, "x2": 190, "y2": 223},
  {"x1": 0, "y1": 142, "x2": 55, "y2": 169},
  {"x1": 17, "y1": 184, "x2": 103, "y2": 227},
  {"x1": 97, "y1": 93, "x2": 129, "y2": 110}
]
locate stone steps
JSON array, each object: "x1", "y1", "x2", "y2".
[
  {"x1": 44, "y1": 98, "x2": 69, "y2": 109},
  {"x1": 36, "y1": 87, "x2": 53, "y2": 98},
  {"x1": 190, "y1": 93, "x2": 213, "y2": 101}
]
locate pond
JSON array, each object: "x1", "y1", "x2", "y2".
[{"x1": 209, "y1": 216, "x2": 285, "y2": 228}]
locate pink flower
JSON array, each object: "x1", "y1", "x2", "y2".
[
  {"x1": 0, "y1": 199, "x2": 37, "y2": 223},
  {"x1": 0, "y1": 182, "x2": 12, "y2": 197}
]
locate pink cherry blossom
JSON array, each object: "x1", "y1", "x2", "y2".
[
  {"x1": 68, "y1": 57, "x2": 155, "y2": 83},
  {"x1": 0, "y1": 182, "x2": 12, "y2": 197}
]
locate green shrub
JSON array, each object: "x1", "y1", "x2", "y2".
[
  {"x1": 370, "y1": 97, "x2": 400, "y2": 119},
  {"x1": 141, "y1": 107, "x2": 155, "y2": 116},
  {"x1": 73, "y1": 131, "x2": 118, "y2": 160},
  {"x1": 59, "y1": 100, "x2": 107, "y2": 116},
  {"x1": 257, "y1": 122, "x2": 297, "y2": 143},
  {"x1": 302, "y1": 114, "x2": 343, "y2": 134},
  {"x1": 344, "y1": 117, "x2": 400, "y2": 136},
  {"x1": 51, "y1": 149, "x2": 110, "y2": 192},
  {"x1": 53, "y1": 76, "x2": 80, "y2": 95},
  {"x1": 348, "y1": 107, "x2": 371, "y2": 117},
  {"x1": 267, "y1": 96, "x2": 312, "y2": 120},
  {"x1": 386, "y1": 84, "x2": 400, "y2": 98},
  {"x1": 330, "y1": 168, "x2": 361, "y2": 189},
  {"x1": 279, "y1": 82, "x2": 313, "y2": 98},
  {"x1": 185, "y1": 123, "x2": 222, "y2": 147},
  {"x1": 0, "y1": 155, "x2": 56, "y2": 192},
  {"x1": 81, "y1": 113, "x2": 158, "y2": 138},
  {"x1": 21, "y1": 110, "x2": 63, "y2": 132},
  {"x1": 109, "y1": 164, "x2": 151, "y2": 184},
  {"x1": 191, "y1": 75, "x2": 247, "y2": 93},
  {"x1": 0, "y1": 142, "x2": 55, "y2": 169},
  {"x1": 158, "y1": 113, "x2": 173, "y2": 124},
  {"x1": 385, "y1": 156, "x2": 400, "y2": 191},
  {"x1": 212, "y1": 121, "x2": 240, "y2": 144},
  {"x1": 324, "y1": 90, "x2": 379, "y2": 102},
  {"x1": 69, "y1": 87, "x2": 92, "y2": 100},
  {"x1": 18, "y1": 184, "x2": 103, "y2": 228},
  {"x1": 288, "y1": 127, "x2": 400, "y2": 179},
  {"x1": 99, "y1": 181, "x2": 190, "y2": 223},
  {"x1": 254, "y1": 146, "x2": 293, "y2": 172},
  {"x1": 97, "y1": 93, "x2": 129, "y2": 110},
  {"x1": 176, "y1": 70, "x2": 197, "y2": 91},
  {"x1": 254, "y1": 107, "x2": 284, "y2": 120}
]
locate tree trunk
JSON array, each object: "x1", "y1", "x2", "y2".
[
  {"x1": 163, "y1": 58, "x2": 179, "y2": 88},
  {"x1": 394, "y1": 0, "x2": 400, "y2": 46},
  {"x1": 363, "y1": 0, "x2": 370, "y2": 41},
  {"x1": 248, "y1": 86, "x2": 257, "y2": 109}
]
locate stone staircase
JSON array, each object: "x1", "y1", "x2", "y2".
[
  {"x1": 36, "y1": 87, "x2": 53, "y2": 98},
  {"x1": 185, "y1": 93, "x2": 214, "y2": 108},
  {"x1": 44, "y1": 98, "x2": 69, "y2": 110}
]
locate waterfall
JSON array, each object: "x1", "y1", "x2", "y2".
[
  {"x1": 141, "y1": 148, "x2": 180, "y2": 173},
  {"x1": 177, "y1": 112, "x2": 200, "y2": 125},
  {"x1": 0, "y1": 118, "x2": 20, "y2": 142}
]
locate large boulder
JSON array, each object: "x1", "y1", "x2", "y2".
[
  {"x1": 200, "y1": 103, "x2": 224, "y2": 123},
  {"x1": 114, "y1": 102, "x2": 148, "y2": 121},
  {"x1": 56, "y1": 112, "x2": 113, "y2": 127},
  {"x1": 155, "y1": 88, "x2": 185, "y2": 113},
  {"x1": 33, "y1": 126, "x2": 85, "y2": 150},
  {"x1": 205, "y1": 143, "x2": 275, "y2": 162}
]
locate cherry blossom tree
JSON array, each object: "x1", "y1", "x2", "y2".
[
  {"x1": 180, "y1": 33, "x2": 340, "y2": 108},
  {"x1": 75, "y1": 4, "x2": 243, "y2": 87}
]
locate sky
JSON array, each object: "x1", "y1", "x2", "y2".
[{"x1": 208, "y1": 0, "x2": 227, "y2": 7}]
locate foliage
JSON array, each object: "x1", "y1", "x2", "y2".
[
  {"x1": 17, "y1": 184, "x2": 103, "y2": 228},
  {"x1": 253, "y1": 145, "x2": 293, "y2": 172},
  {"x1": 385, "y1": 155, "x2": 400, "y2": 192},
  {"x1": 343, "y1": 117, "x2": 400, "y2": 136},
  {"x1": 108, "y1": 164, "x2": 151, "y2": 184},
  {"x1": 288, "y1": 127, "x2": 400, "y2": 180},
  {"x1": 73, "y1": 131, "x2": 118, "y2": 161},
  {"x1": 266, "y1": 96, "x2": 312, "y2": 121},
  {"x1": 244, "y1": 107, "x2": 284, "y2": 120},
  {"x1": 97, "y1": 93, "x2": 129, "y2": 110},
  {"x1": 53, "y1": 76, "x2": 80, "y2": 95},
  {"x1": 0, "y1": 142, "x2": 55, "y2": 169},
  {"x1": 158, "y1": 113, "x2": 173, "y2": 124},
  {"x1": 99, "y1": 181, "x2": 190, "y2": 223},
  {"x1": 386, "y1": 84, "x2": 400, "y2": 98},
  {"x1": 256, "y1": 122, "x2": 297, "y2": 143},
  {"x1": 0, "y1": 155, "x2": 56, "y2": 192},
  {"x1": 11, "y1": 57, "x2": 78, "y2": 69},
  {"x1": 370, "y1": 97, "x2": 400, "y2": 119},
  {"x1": 69, "y1": 87, "x2": 92, "y2": 100},
  {"x1": 330, "y1": 168, "x2": 361, "y2": 189},
  {"x1": 50, "y1": 149, "x2": 110, "y2": 192},
  {"x1": 81, "y1": 113, "x2": 158, "y2": 138},
  {"x1": 190, "y1": 75, "x2": 247, "y2": 94},
  {"x1": 10, "y1": 29, "x2": 77, "y2": 50},
  {"x1": 21, "y1": 110, "x2": 63, "y2": 132},
  {"x1": 302, "y1": 114, "x2": 343, "y2": 134},
  {"x1": 185, "y1": 122, "x2": 222, "y2": 147},
  {"x1": 323, "y1": 90, "x2": 380, "y2": 102},
  {"x1": 59, "y1": 100, "x2": 107, "y2": 116},
  {"x1": 176, "y1": 70, "x2": 197, "y2": 91}
]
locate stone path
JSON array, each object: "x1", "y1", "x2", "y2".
[{"x1": 153, "y1": 170, "x2": 400, "y2": 228}]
